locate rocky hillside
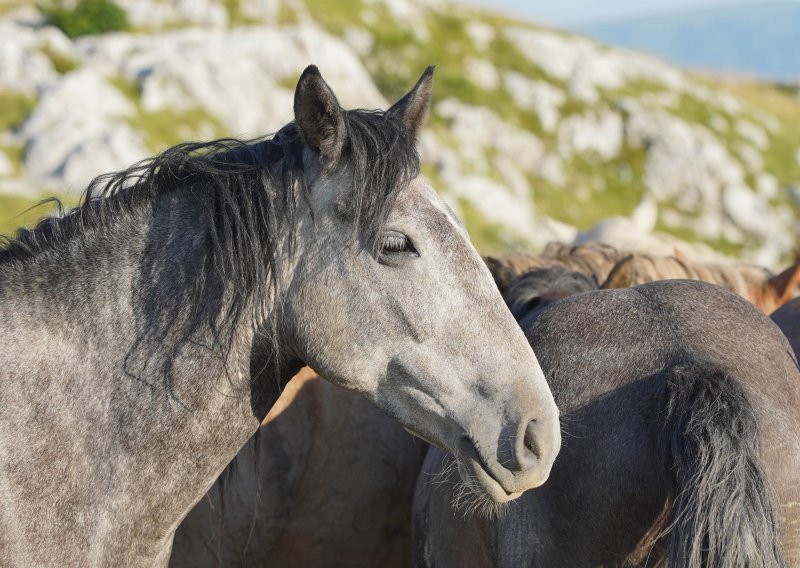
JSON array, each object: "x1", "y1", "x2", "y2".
[{"x1": 1, "y1": 0, "x2": 799, "y2": 266}]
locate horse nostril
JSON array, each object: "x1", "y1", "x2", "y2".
[{"x1": 519, "y1": 420, "x2": 541, "y2": 468}]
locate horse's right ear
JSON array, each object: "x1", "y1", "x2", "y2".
[
  {"x1": 388, "y1": 65, "x2": 435, "y2": 139},
  {"x1": 294, "y1": 65, "x2": 346, "y2": 168}
]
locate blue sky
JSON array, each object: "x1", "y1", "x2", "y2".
[{"x1": 479, "y1": 0, "x2": 800, "y2": 26}]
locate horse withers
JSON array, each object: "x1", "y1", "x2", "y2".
[
  {"x1": 0, "y1": 66, "x2": 559, "y2": 566},
  {"x1": 415, "y1": 280, "x2": 800, "y2": 566}
]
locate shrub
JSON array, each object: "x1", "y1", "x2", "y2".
[{"x1": 41, "y1": 0, "x2": 128, "y2": 38}]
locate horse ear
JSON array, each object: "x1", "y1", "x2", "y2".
[
  {"x1": 601, "y1": 255, "x2": 636, "y2": 289},
  {"x1": 293, "y1": 65, "x2": 346, "y2": 167},
  {"x1": 767, "y1": 262, "x2": 800, "y2": 305},
  {"x1": 388, "y1": 65, "x2": 435, "y2": 139}
]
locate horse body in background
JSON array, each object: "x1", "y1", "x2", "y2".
[
  {"x1": 0, "y1": 66, "x2": 560, "y2": 566},
  {"x1": 771, "y1": 297, "x2": 800, "y2": 358},
  {"x1": 170, "y1": 368, "x2": 426, "y2": 567},
  {"x1": 484, "y1": 241, "x2": 623, "y2": 293},
  {"x1": 415, "y1": 280, "x2": 800, "y2": 566},
  {"x1": 486, "y1": 241, "x2": 800, "y2": 313},
  {"x1": 602, "y1": 251, "x2": 800, "y2": 314}
]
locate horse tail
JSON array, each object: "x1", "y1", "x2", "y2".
[{"x1": 659, "y1": 363, "x2": 785, "y2": 568}]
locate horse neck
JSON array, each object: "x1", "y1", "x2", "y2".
[{"x1": 0, "y1": 191, "x2": 300, "y2": 563}]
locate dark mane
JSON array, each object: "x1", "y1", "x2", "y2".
[
  {"x1": 503, "y1": 266, "x2": 599, "y2": 321},
  {"x1": 0, "y1": 108, "x2": 420, "y2": 397}
]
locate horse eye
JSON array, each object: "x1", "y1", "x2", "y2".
[{"x1": 380, "y1": 232, "x2": 417, "y2": 256}]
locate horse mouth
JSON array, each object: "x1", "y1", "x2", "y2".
[{"x1": 456, "y1": 438, "x2": 523, "y2": 504}]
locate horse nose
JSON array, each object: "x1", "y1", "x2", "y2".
[
  {"x1": 522, "y1": 420, "x2": 541, "y2": 464},
  {"x1": 514, "y1": 416, "x2": 560, "y2": 483},
  {"x1": 515, "y1": 419, "x2": 541, "y2": 470}
]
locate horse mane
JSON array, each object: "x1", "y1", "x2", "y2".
[
  {"x1": 0, "y1": 109, "x2": 419, "y2": 264},
  {"x1": 484, "y1": 241, "x2": 624, "y2": 293},
  {"x1": 600, "y1": 252, "x2": 783, "y2": 312},
  {"x1": 0, "y1": 109, "x2": 420, "y2": 397},
  {"x1": 503, "y1": 265, "x2": 599, "y2": 321}
]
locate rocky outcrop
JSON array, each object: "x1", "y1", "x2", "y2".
[{"x1": 0, "y1": 0, "x2": 797, "y2": 265}]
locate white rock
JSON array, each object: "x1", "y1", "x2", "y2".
[
  {"x1": 722, "y1": 183, "x2": 774, "y2": 237},
  {"x1": 505, "y1": 27, "x2": 691, "y2": 96},
  {"x1": 0, "y1": 19, "x2": 66, "y2": 93},
  {"x1": 538, "y1": 215, "x2": 578, "y2": 244},
  {"x1": 737, "y1": 144, "x2": 763, "y2": 172},
  {"x1": 344, "y1": 26, "x2": 374, "y2": 56},
  {"x1": 436, "y1": 99, "x2": 546, "y2": 175},
  {"x1": 466, "y1": 57, "x2": 499, "y2": 91},
  {"x1": 504, "y1": 71, "x2": 564, "y2": 133},
  {"x1": 76, "y1": 24, "x2": 386, "y2": 136},
  {"x1": 577, "y1": 216, "x2": 731, "y2": 264},
  {"x1": 450, "y1": 175, "x2": 537, "y2": 238},
  {"x1": 735, "y1": 119, "x2": 769, "y2": 150},
  {"x1": 115, "y1": 0, "x2": 229, "y2": 29},
  {"x1": 756, "y1": 172, "x2": 779, "y2": 199},
  {"x1": 0, "y1": 150, "x2": 14, "y2": 177},
  {"x1": 19, "y1": 69, "x2": 148, "y2": 192},
  {"x1": 630, "y1": 195, "x2": 658, "y2": 233},
  {"x1": 492, "y1": 155, "x2": 530, "y2": 199},
  {"x1": 626, "y1": 107, "x2": 745, "y2": 224},
  {"x1": 465, "y1": 21, "x2": 495, "y2": 52},
  {"x1": 558, "y1": 109, "x2": 623, "y2": 161},
  {"x1": 537, "y1": 155, "x2": 566, "y2": 187},
  {"x1": 365, "y1": 0, "x2": 430, "y2": 41},
  {"x1": 710, "y1": 115, "x2": 728, "y2": 132}
]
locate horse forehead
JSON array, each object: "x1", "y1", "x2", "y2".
[{"x1": 396, "y1": 179, "x2": 464, "y2": 232}]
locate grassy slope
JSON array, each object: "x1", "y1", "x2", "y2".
[
  {"x1": 299, "y1": 0, "x2": 800, "y2": 256},
  {"x1": 2, "y1": 0, "x2": 799, "y2": 256}
]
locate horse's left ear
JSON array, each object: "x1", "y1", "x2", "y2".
[
  {"x1": 294, "y1": 65, "x2": 346, "y2": 167},
  {"x1": 388, "y1": 66, "x2": 435, "y2": 139}
]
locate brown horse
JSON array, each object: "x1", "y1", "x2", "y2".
[
  {"x1": 484, "y1": 241, "x2": 624, "y2": 293},
  {"x1": 415, "y1": 280, "x2": 800, "y2": 566},
  {"x1": 603, "y1": 251, "x2": 800, "y2": 314},
  {"x1": 171, "y1": 367, "x2": 426, "y2": 567}
]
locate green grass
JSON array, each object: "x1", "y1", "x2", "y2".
[
  {"x1": 110, "y1": 76, "x2": 226, "y2": 152},
  {"x1": 40, "y1": 44, "x2": 79, "y2": 74},
  {"x1": 0, "y1": 194, "x2": 69, "y2": 238},
  {"x1": 40, "y1": 0, "x2": 128, "y2": 38},
  {"x1": 457, "y1": 198, "x2": 511, "y2": 254},
  {"x1": 0, "y1": 144, "x2": 24, "y2": 177},
  {"x1": 0, "y1": 91, "x2": 36, "y2": 132},
  {"x1": 129, "y1": 108, "x2": 226, "y2": 152},
  {"x1": 220, "y1": 0, "x2": 261, "y2": 26},
  {"x1": 533, "y1": 144, "x2": 648, "y2": 229},
  {"x1": 302, "y1": 0, "x2": 363, "y2": 34},
  {"x1": 602, "y1": 79, "x2": 669, "y2": 100}
]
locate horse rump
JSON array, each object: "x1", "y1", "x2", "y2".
[{"x1": 659, "y1": 363, "x2": 785, "y2": 568}]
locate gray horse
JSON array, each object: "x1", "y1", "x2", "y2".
[
  {"x1": 415, "y1": 280, "x2": 800, "y2": 566},
  {"x1": 0, "y1": 66, "x2": 560, "y2": 566}
]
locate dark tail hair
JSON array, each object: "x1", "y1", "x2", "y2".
[{"x1": 659, "y1": 363, "x2": 785, "y2": 568}]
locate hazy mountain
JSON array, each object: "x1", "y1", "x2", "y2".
[{"x1": 579, "y1": 2, "x2": 800, "y2": 81}]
